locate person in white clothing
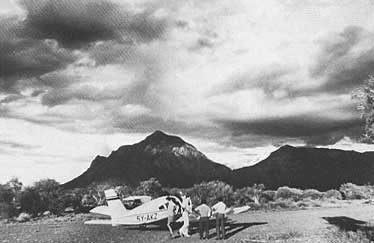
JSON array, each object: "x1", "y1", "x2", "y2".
[
  {"x1": 178, "y1": 191, "x2": 192, "y2": 237},
  {"x1": 166, "y1": 197, "x2": 176, "y2": 238},
  {"x1": 212, "y1": 197, "x2": 227, "y2": 240}
]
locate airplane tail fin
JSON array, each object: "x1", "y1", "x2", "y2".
[{"x1": 104, "y1": 189, "x2": 127, "y2": 218}]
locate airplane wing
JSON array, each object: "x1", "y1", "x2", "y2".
[
  {"x1": 84, "y1": 219, "x2": 113, "y2": 225},
  {"x1": 89, "y1": 205, "x2": 112, "y2": 217},
  {"x1": 226, "y1": 205, "x2": 251, "y2": 215}
]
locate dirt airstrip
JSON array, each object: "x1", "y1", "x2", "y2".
[{"x1": 1, "y1": 201, "x2": 374, "y2": 243}]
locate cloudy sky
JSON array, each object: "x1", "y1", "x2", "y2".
[{"x1": 1, "y1": 0, "x2": 374, "y2": 185}]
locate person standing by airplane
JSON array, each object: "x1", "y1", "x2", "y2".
[
  {"x1": 212, "y1": 197, "x2": 227, "y2": 240},
  {"x1": 166, "y1": 197, "x2": 176, "y2": 238},
  {"x1": 194, "y1": 198, "x2": 212, "y2": 240},
  {"x1": 178, "y1": 191, "x2": 192, "y2": 237}
]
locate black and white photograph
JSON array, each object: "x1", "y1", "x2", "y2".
[{"x1": 1, "y1": 0, "x2": 374, "y2": 242}]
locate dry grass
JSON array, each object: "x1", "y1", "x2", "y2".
[{"x1": 324, "y1": 228, "x2": 374, "y2": 243}]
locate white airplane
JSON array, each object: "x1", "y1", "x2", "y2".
[
  {"x1": 85, "y1": 189, "x2": 182, "y2": 226},
  {"x1": 85, "y1": 189, "x2": 250, "y2": 226}
]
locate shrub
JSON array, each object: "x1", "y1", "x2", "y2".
[
  {"x1": 135, "y1": 178, "x2": 163, "y2": 198},
  {"x1": 323, "y1": 189, "x2": 342, "y2": 200},
  {"x1": 233, "y1": 184, "x2": 265, "y2": 206},
  {"x1": 6, "y1": 177, "x2": 22, "y2": 196},
  {"x1": 34, "y1": 179, "x2": 65, "y2": 214},
  {"x1": 233, "y1": 187, "x2": 255, "y2": 206},
  {"x1": 276, "y1": 186, "x2": 303, "y2": 201},
  {"x1": 296, "y1": 199, "x2": 321, "y2": 208},
  {"x1": 0, "y1": 202, "x2": 17, "y2": 219},
  {"x1": 0, "y1": 184, "x2": 15, "y2": 204},
  {"x1": 80, "y1": 193, "x2": 97, "y2": 211},
  {"x1": 261, "y1": 190, "x2": 276, "y2": 203},
  {"x1": 187, "y1": 181, "x2": 234, "y2": 207},
  {"x1": 325, "y1": 228, "x2": 374, "y2": 243},
  {"x1": 339, "y1": 183, "x2": 370, "y2": 200},
  {"x1": 19, "y1": 187, "x2": 44, "y2": 217},
  {"x1": 115, "y1": 185, "x2": 134, "y2": 200},
  {"x1": 269, "y1": 199, "x2": 297, "y2": 209},
  {"x1": 59, "y1": 192, "x2": 82, "y2": 212},
  {"x1": 19, "y1": 179, "x2": 66, "y2": 216},
  {"x1": 246, "y1": 202, "x2": 264, "y2": 210},
  {"x1": 302, "y1": 189, "x2": 323, "y2": 200}
]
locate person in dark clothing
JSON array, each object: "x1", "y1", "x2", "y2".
[
  {"x1": 212, "y1": 197, "x2": 227, "y2": 240},
  {"x1": 194, "y1": 198, "x2": 211, "y2": 240}
]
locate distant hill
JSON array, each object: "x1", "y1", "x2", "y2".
[
  {"x1": 63, "y1": 131, "x2": 374, "y2": 191},
  {"x1": 62, "y1": 131, "x2": 231, "y2": 188},
  {"x1": 232, "y1": 145, "x2": 374, "y2": 190}
]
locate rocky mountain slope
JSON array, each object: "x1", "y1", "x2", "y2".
[
  {"x1": 63, "y1": 131, "x2": 231, "y2": 188},
  {"x1": 233, "y1": 145, "x2": 374, "y2": 190}
]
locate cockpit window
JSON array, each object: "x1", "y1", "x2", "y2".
[{"x1": 123, "y1": 199, "x2": 142, "y2": 210}]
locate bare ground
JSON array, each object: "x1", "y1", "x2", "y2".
[{"x1": 2, "y1": 200, "x2": 374, "y2": 243}]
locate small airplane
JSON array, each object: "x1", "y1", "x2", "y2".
[
  {"x1": 85, "y1": 189, "x2": 250, "y2": 226},
  {"x1": 85, "y1": 189, "x2": 182, "y2": 226}
]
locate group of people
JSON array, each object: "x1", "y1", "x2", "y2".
[{"x1": 166, "y1": 191, "x2": 227, "y2": 240}]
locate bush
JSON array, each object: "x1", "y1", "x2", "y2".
[
  {"x1": 339, "y1": 183, "x2": 370, "y2": 200},
  {"x1": 269, "y1": 199, "x2": 297, "y2": 209},
  {"x1": 115, "y1": 185, "x2": 134, "y2": 200},
  {"x1": 276, "y1": 186, "x2": 303, "y2": 201},
  {"x1": 19, "y1": 179, "x2": 66, "y2": 216},
  {"x1": 233, "y1": 184, "x2": 265, "y2": 206},
  {"x1": 261, "y1": 190, "x2": 276, "y2": 203},
  {"x1": 59, "y1": 193, "x2": 82, "y2": 212},
  {"x1": 325, "y1": 228, "x2": 374, "y2": 243},
  {"x1": 0, "y1": 184, "x2": 15, "y2": 204},
  {"x1": 135, "y1": 178, "x2": 163, "y2": 198},
  {"x1": 19, "y1": 187, "x2": 44, "y2": 217},
  {"x1": 187, "y1": 181, "x2": 234, "y2": 207},
  {"x1": 233, "y1": 187, "x2": 255, "y2": 206},
  {"x1": 323, "y1": 189, "x2": 342, "y2": 200},
  {"x1": 296, "y1": 199, "x2": 321, "y2": 208},
  {"x1": 34, "y1": 179, "x2": 65, "y2": 214},
  {"x1": 0, "y1": 202, "x2": 17, "y2": 219},
  {"x1": 302, "y1": 189, "x2": 323, "y2": 200}
]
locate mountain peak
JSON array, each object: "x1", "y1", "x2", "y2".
[
  {"x1": 147, "y1": 130, "x2": 169, "y2": 139},
  {"x1": 143, "y1": 130, "x2": 185, "y2": 145},
  {"x1": 278, "y1": 144, "x2": 296, "y2": 151}
]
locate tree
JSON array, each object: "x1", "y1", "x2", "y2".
[
  {"x1": 19, "y1": 179, "x2": 65, "y2": 216},
  {"x1": 135, "y1": 178, "x2": 163, "y2": 198},
  {"x1": 19, "y1": 187, "x2": 44, "y2": 217},
  {"x1": 353, "y1": 76, "x2": 374, "y2": 142},
  {"x1": 0, "y1": 184, "x2": 14, "y2": 204},
  {"x1": 187, "y1": 181, "x2": 234, "y2": 206},
  {"x1": 6, "y1": 177, "x2": 22, "y2": 196}
]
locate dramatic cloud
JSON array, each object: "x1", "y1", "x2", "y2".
[
  {"x1": 19, "y1": 0, "x2": 169, "y2": 48},
  {"x1": 0, "y1": 0, "x2": 170, "y2": 94},
  {"x1": 0, "y1": 16, "x2": 76, "y2": 91},
  {"x1": 220, "y1": 114, "x2": 360, "y2": 139},
  {"x1": 311, "y1": 25, "x2": 374, "y2": 94},
  {"x1": 211, "y1": 65, "x2": 297, "y2": 98}
]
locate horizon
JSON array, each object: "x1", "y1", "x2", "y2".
[{"x1": 1, "y1": 0, "x2": 374, "y2": 185}]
